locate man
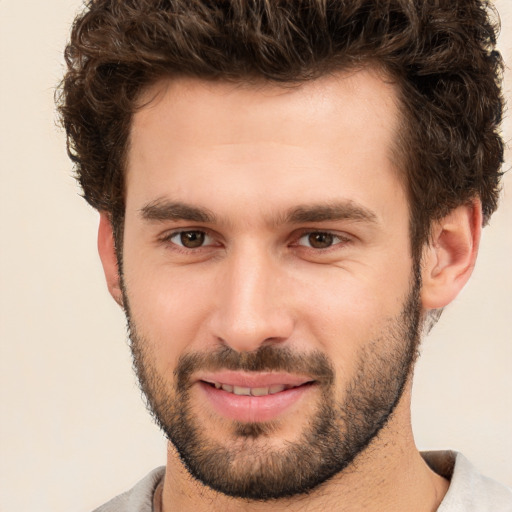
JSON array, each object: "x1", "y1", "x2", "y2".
[{"x1": 58, "y1": 0, "x2": 511, "y2": 510}]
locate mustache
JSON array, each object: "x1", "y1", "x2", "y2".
[{"x1": 174, "y1": 345, "x2": 335, "y2": 391}]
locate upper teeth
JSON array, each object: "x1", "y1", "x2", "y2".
[{"x1": 213, "y1": 382, "x2": 291, "y2": 396}]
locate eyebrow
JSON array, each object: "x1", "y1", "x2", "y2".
[
  {"x1": 283, "y1": 202, "x2": 378, "y2": 225},
  {"x1": 140, "y1": 200, "x2": 216, "y2": 223},
  {"x1": 140, "y1": 199, "x2": 378, "y2": 226}
]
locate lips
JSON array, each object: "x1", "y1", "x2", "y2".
[{"x1": 197, "y1": 371, "x2": 316, "y2": 422}]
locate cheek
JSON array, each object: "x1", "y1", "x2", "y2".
[
  {"x1": 291, "y1": 261, "x2": 412, "y2": 372},
  {"x1": 122, "y1": 256, "x2": 219, "y2": 370}
]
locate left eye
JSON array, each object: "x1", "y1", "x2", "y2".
[
  {"x1": 297, "y1": 232, "x2": 345, "y2": 249},
  {"x1": 168, "y1": 230, "x2": 213, "y2": 249}
]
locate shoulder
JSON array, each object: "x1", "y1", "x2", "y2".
[
  {"x1": 92, "y1": 466, "x2": 165, "y2": 512},
  {"x1": 423, "y1": 451, "x2": 512, "y2": 512}
]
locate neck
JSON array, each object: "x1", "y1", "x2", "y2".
[{"x1": 161, "y1": 385, "x2": 448, "y2": 512}]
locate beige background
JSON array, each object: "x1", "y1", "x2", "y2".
[{"x1": 0, "y1": 1, "x2": 511, "y2": 511}]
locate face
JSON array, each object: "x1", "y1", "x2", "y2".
[{"x1": 120, "y1": 70, "x2": 422, "y2": 499}]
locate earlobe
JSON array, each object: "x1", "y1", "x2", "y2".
[
  {"x1": 97, "y1": 212, "x2": 124, "y2": 308},
  {"x1": 420, "y1": 199, "x2": 482, "y2": 310}
]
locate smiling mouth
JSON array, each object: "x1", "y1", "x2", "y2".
[
  {"x1": 201, "y1": 380, "x2": 315, "y2": 397},
  {"x1": 198, "y1": 375, "x2": 317, "y2": 422}
]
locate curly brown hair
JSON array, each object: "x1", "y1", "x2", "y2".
[{"x1": 57, "y1": 0, "x2": 504, "y2": 256}]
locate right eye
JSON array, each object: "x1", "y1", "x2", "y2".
[{"x1": 167, "y1": 230, "x2": 214, "y2": 249}]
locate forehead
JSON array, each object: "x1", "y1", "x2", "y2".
[
  {"x1": 126, "y1": 68, "x2": 404, "y2": 222},
  {"x1": 132, "y1": 68, "x2": 401, "y2": 149}
]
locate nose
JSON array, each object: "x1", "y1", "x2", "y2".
[{"x1": 210, "y1": 244, "x2": 294, "y2": 353}]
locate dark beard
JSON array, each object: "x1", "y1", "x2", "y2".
[{"x1": 124, "y1": 273, "x2": 422, "y2": 501}]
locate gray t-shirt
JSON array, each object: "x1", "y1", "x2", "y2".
[{"x1": 92, "y1": 451, "x2": 512, "y2": 511}]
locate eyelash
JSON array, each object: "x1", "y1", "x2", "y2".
[
  {"x1": 160, "y1": 229, "x2": 218, "y2": 252},
  {"x1": 160, "y1": 229, "x2": 351, "y2": 253},
  {"x1": 294, "y1": 230, "x2": 351, "y2": 249}
]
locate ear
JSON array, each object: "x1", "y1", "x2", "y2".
[
  {"x1": 420, "y1": 199, "x2": 482, "y2": 310},
  {"x1": 97, "y1": 212, "x2": 124, "y2": 308}
]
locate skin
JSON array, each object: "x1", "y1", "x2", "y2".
[{"x1": 98, "y1": 68, "x2": 481, "y2": 511}]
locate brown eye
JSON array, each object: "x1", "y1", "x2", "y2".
[
  {"x1": 178, "y1": 231, "x2": 206, "y2": 248},
  {"x1": 307, "y1": 232, "x2": 334, "y2": 249},
  {"x1": 296, "y1": 231, "x2": 346, "y2": 250}
]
